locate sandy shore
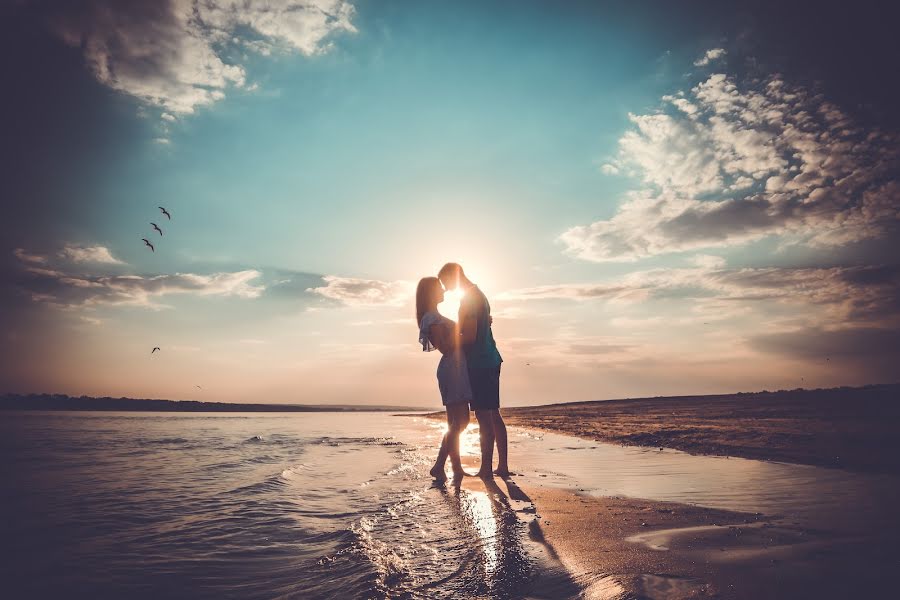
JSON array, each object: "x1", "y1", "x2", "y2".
[
  {"x1": 493, "y1": 384, "x2": 899, "y2": 473},
  {"x1": 432, "y1": 384, "x2": 900, "y2": 598},
  {"x1": 511, "y1": 482, "x2": 896, "y2": 599}
]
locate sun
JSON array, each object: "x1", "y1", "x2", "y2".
[{"x1": 438, "y1": 288, "x2": 464, "y2": 320}]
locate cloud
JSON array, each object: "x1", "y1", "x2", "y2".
[
  {"x1": 500, "y1": 263, "x2": 900, "y2": 327},
  {"x1": 496, "y1": 282, "x2": 644, "y2": 302},
  {"x1": 689, "y1": 254, "x2": 726, "y2": 269},
  {"x1": 12, "y1": 247, "x2": 263, "y2": 308},
  {"x1": 693, "y1": 48, "x2": 726, "y2": 67},
  {"x1": 59, "y1": 244, "x2": 124, "y2": 265},
  {"x1": 13, "y1": 248, "x2": 47, "y2": 265},
  {"x1": 562, "y1": 69, "x2": 900, "y2": 262},
  {"x1": 747, "y1": 326, "x2": 900, "y2": 381},
  {"x1": 308, "y1": 275, "x2": 413, "y2": 307},
  {"x1": 42, "y1": 0, "x2": 356, "y2": 114},
  {"x1": 567, "y1": 343, "x2": 633, "y2": 355},
  {"x1": 45, "y1": 270, "x2": 263, "y2": 308}
]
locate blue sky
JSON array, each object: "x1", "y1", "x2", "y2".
[{"x1": 2, "y1": 1, "x2": 899, "y2": 405}]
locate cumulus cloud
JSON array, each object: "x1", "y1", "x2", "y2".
[
  {"x1": 308, "y1": 275, "x2": 413, "y2": 307},
  {"x1": 693, "y1": 48, "x2": 726, "y2": 67},
  {"x1": 563, "y1": 70, "x2": 900, "y2": 262},
  {"x1": 42, "y1": 0, "x2": 356, "y2": 114},
  {"x1": 59, "y1": 244, "x2": 124, "y2": 264}
]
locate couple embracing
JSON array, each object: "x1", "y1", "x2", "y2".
[{"x1": 416, "y1": 263, "x2": 509, "y2": 482}]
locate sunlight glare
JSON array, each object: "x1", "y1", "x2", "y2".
[{"x1": 438, "y1": 288, "x2": 464, "y2": 320}]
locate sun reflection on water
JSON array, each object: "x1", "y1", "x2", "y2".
[{"x1": 464, "y1": 490, "x2": 499, "y2": 575}]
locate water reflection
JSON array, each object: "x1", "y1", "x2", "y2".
[
  {"x1": 464, "y1": 490, "x2": 499, "y2": 574},
  {"x1": 430, "y1": 475, "x2": 534, "y2": 597}
]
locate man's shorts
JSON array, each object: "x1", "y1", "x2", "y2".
[{"x1": 468, "y1": 365, "x2": 501, "y2": 410}]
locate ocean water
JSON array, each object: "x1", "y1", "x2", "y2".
[
  {"x1": 0, "y1": 412, "x2": 572, "y2": 600},
  {"x1": 2, "y1": 411, "x2": 897, "y2": 599}
]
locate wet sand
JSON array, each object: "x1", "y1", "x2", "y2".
[
  {"x1": 517, "y1": 485, "x2": 897, "y2": 599},
  {"x1": 498, "y1": 384, "x2": 900, "y2": 473},
  {"x1": 421, "y1": 386, "x2": 900, "y2": 597}
]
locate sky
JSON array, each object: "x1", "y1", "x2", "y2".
[{"x1": 2, "y1": 0, "x2": 899, "y2": 406}]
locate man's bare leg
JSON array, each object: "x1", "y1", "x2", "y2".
[
  {"x1": 492, "y1": 411, "x2": 511, "y2": 477},
  {"x1": 474, "y1": 409, "x2": 496, "y2": 478}
]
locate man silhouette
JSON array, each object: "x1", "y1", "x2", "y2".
[{"x1": 438, "y1": 262, "x2": 509, "y2": 478}]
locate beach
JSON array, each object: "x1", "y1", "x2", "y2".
[
  {"x1": 2, "y1": 405, "x2": 897, "y2": 598},
  {"x1": 515, "y1": 484, "x2": 897, "y2": 599},
  {"x1": 498, "y1": 384, "x2": 900, "y2": 472},
  {"x1": 431, "y1": 384, "x2": 900, "y2": 598}
]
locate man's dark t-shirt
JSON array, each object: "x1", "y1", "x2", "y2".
[{"x1": 459, "y1": 285, "x2": 502, "y2": 369}]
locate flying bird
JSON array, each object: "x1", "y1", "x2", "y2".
[
  {"x1": 195, "y1": 385, "x2": 203, "y2": 390},
  {"x1": 142, "y1": 238, "x2": 155, "y2": 252},
  {"x1": 151, "y1": 222, "x2": 163, "y2": 236},
  {"x1": 151, "y1": 347, "x2": 160, "y2": 353},
  {"x1": 159, "y1": 206, "x2": 171, "y2": 220}
]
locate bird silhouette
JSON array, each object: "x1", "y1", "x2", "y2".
[
  {"x1": 151, "y1": 222, "x2": 163, "y2": 236},
  {"x1": 159, "y1": 206, "x2": 171, "y2": 220},
  {"x1": 142, "y1": 238, "x2": 155, "y2": 252},
  {"x1": 151, "y1": 347, "x2": 160, "y2": 353},
  {"x1": 195, "y1": 385, "x2": 203, "y2": 390}
]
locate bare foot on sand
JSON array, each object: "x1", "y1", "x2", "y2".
[
  {"x1": 475, "y1": 469, "x2": 494, "y2": 479},
  {"x1": 493, "y1": 468, "x2": 514, "y2": 478},
  {"x1": 430, "y1": 466, "x2": 448, "y2": 481}
]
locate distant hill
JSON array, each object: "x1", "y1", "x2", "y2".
[{"x1": 0, "y1": 393, "x2": 428, "y2": 413}]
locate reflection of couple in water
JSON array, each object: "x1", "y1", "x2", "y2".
[{"x1": 417, "y1": 263, "x2": 509, "y2": 482}]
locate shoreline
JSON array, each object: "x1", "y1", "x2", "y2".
[
  {"x1": 424, "y1": 383, "x2": 900, "y2": 473},
  {"x1": 432, "y1": 387, "x2": 900, "y2": 598}
]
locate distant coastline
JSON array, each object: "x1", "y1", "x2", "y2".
[{"x1": 0, "y1": 393, "x2": 428, "y2": 413}]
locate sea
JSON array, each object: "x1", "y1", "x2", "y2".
[
  {"x1": 0, "y1": 412, "x2": 575, "y2": 599},
  {"x1": 2, "y1": 411, "x2": 898, "y2": 599}
]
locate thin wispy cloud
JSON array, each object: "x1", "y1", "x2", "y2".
[
  {"x1": 500, "y1": 264, "x2": 900, "y2": 327},
  {"x1": 563, "y1": 65, "x2": 900, "y2": 262},
  {"x1": 13, "y1": 247, "x2": 263, "y2": 308},
  {"x1": 44, "y1": 0, "x2": 356, "y2": 115}
]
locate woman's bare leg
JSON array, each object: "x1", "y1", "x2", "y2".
[
  {"x1": 446, "y1": 404, "x2": 470, "y2": 476},
  {"x1": 429, "y1": 409, "x2": 452, "y2": 480}
]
